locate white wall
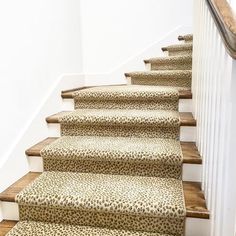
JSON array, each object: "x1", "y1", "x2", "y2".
[
  {"x1": 80, "y1": 0, "x2": 193, "y2": 74},
  {"x1": 0, "y1": 0, "x2": 83, "y2": 163}
]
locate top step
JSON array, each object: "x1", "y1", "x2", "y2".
[{"x1": 178, "y1": 34, "x2": 193, "y2": 42}]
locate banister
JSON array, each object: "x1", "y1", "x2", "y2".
[{"x1": 206, "y1": 0, "x2": 236, "y2": 58}]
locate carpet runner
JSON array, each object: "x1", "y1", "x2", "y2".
[
  {"x1": 163, "y1": 43, "x2": 192, "y2": 56},
  {"x1": 6, "y1": 34, "x2": 193, "y2": 236},
  {"x1": 16, "y1": 172, "x2": 185, "y2": 235},
  {"x1": 6, "y1": 221, "x2": 175, "y2": 236},
  {"x1": 125, "y1": 70, "x2": 191, "y2": 88},
  {"x1": 73, "y1": 85, "x2": 179, "y2": 110},
  {"x1": 41, "y1": 136, "x2": 183, "y2": 179}
]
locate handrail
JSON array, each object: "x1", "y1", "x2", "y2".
[{"x1": 206, "y1": 0, "x2": 236, "y2": 58}]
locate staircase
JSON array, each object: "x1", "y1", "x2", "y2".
[{"x1": 0, "y1": 34, "x2": 210, "y2": 236}]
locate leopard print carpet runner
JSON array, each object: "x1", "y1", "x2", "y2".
[
  {"x1": 59, "y1": 109, "x2": 180, "y2": 139},
  {"x1": 16, "y1": 172, "x2": 185, "y2": 235},
  {"x1": 7, "y1": 34, "x2": 193, "y2": 236},
  {"x1": 6, "y1": 221, "x2": 174, "y2": 236},
  {"x1": 126, "y1": 70, "x2": 191, "y2": 88},
  {"x1": 41, "y1": 136, "x2": 183, "y2": 179},
  {"x1": 73, "y1": 85, "x2": 179, "y2": 111}
]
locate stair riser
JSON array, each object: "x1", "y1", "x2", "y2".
[
  {"x1": 27, "y1": 156, "x2": 201, "y2": 182},
  {"x1": 0, "y1": 203, "x2": 209, "y2": 236},
  {"x1": 63, "y1": 97, "x2": 192, "y2": 112},
  {"x1": 47, "y1": 124, "x2": 196, "y2": 142}
]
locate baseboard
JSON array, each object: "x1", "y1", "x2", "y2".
[{"x1": 84, "y1": 25, "x2": 192, "y2": 86}]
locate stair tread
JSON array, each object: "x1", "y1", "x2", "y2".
[
  {"x1": 162, "y1": 43, "x2": 193, "y2": 52},
  {"x1": 62, "y1": 87, "x2": 192, "y2": 99},
  {"x1": 46, "y1": 111, "x2": 196, "y2": 126},
  {"x1": 16, "y1": 172, "x2": 185, "y2": 218},
  {"x1": 40, "y1": 136, "x2": 183, "y2": 166},
  {"x1": 25, "y1": 137, "x2": 202, "y2": 164},
  {"x1": 4, "y1": 221, "x2": 172, "y2": 236},
  {"x1": 0, "y1": 172, "x2": 209, "y2": 219},
  {"x1": 58, "y1": 109, "x2": 180, "y2": 126},
  {"x1": 178, "y1": 34, "x2": 193, "y2": 41},
  {"x1": 144, "y1": 55, "x2": 192, "y2": 64},
  {"x1": 125, "y1": 70, "x2": 192, "y2": 77},
  {"x1": 72, "y1": 85, "x2": 179, "y2": 100},
  {"x1": 0, "y1": 221, "x2": 17, "y2": 236}
]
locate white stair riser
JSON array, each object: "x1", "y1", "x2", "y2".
[
  {"x1": 63, "y1": 98, "x2": 191, "y2": 112},
  {"x1": 179, "y1": 99, "x2": 192, "y2": 112},
  {"x1": 27, "y1": 156, "x2": 201, "y2": 182},
  {"x1": 0, "y1": 202, "x2": 209, "y2": 236},
  {"x1": 47, "y1": 124, "x2": 196, "y2": 142}
]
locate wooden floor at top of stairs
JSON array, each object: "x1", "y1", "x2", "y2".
[
  {"x1": 25, "y1": 137, "x2": 202, "y2": 164},
  {"x1": 0, "y1": 220, "x2": 17, "y2": 236},
  {"x1": 61, "y1": 87, "x2": 192, "y2": 99},
  {"x1": 0, "y1": 172, "x2": 209, "y2": 219},
  {"x1": 45, "y1": 111, "x2": 197, "y2": 126}
]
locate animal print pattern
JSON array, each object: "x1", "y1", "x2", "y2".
[
  {"x1": 127, "y1": 70, "x2": 191, "y2": 88},
  {"x1": 148, "y1": 55, "x2": 192, "y2": 71},
  {"x1": 181, "y1": 34, "x2": 193, "y2": 42},
  {"x1": 7, "y1": 34, "x2": 193, "y2": 236},
  {"x1": 16, "y1": 172, "x2": 185, "y2": 235},
  {"x1": 59, "y1": 109, "x2": 180, "y2": 139},
  {"x1": 73, "y1": 85, "x2": 179, "y2": 111},
  {"x1": 41, "y1": 136, "x2": 183, "y2": 179},
  {"x1": 165, "y1": 43, "x2": 193, "y2": 56},
  {"x1": 6, "y1": 221, "x2": 175, "y2": 236}
]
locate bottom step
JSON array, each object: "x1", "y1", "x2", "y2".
[{"x1": 4, "y1": 220, "x2": 172, "y2": 236}]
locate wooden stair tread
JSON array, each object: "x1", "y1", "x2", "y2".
[
  {"x1": 0, "y1": 172, "x2": 40, "y2": 202},
  {"x1": 0, "y1": 221, "x2": 17, "y2": 236},
  {"x1": 61, "y1": 88, "x2": 192, "y2": 99},
  {"x1": 46, "y1": 111, "x2": 196, "y2": 126},
  {"x1": 25, "y1": 138, "x2": 202, "y2": 164},
  {"x1": 0, "y1": 172, "x2": 209, "y2": 219}
]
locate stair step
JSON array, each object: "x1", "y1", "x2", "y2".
[
  {"x1": 46, "y1": 111, "x2": 196, "y2": 127},
  {"x1": 0, "y1": 220, "x2": 17, "y2": 236},
  {"x1": 144, "y1": 55, "x2": 192, "y2": 71},
  {"x1": 162, "y1": 43, "x2": 192, "y2": 56},
  {"x1": 125, "y1": 70, "x2": 191, "y2": 88},
  {"x1": 0, "y1": 172, "x2": 209, "y2": 220},
  {"x1": 62, "y1": 87, "x2": 193, "y2": 99},
  {"x1": 36, "y1": 136, "x2": 193, "y2": 179},
  {"x1": 3, "y1": 221, "x2": 173, "y2": 236},
  {"x1": 72, "y1": 85, "x2": 181, "y2": 111},
  {"x1": 25, "y1": 137, "x2": 202, "y2": 165},
  {"x1": 48, "y1": 109, "x2": 195, "y2": 139},
  {"x1": 178, "y1": 34, "x2": 193, "y2": 42}
]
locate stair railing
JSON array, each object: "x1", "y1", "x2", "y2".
[
  {"x1": 192, "y1": 0, "x2": 236, "y2": 235},
  {"x1": 206, "y1": 0, "x2": 236, "y2": 58}
]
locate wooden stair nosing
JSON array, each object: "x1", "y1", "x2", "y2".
[
  {"x1": 0, "y1": 220, "x2": 17, "y2": 236},
  {"x1": 45, "y1": 111, "x2": 197, "y2": 127},
  {"x1": 62, "y1": 88, "x2": 192, "y2": 99},
  {"x1": 0, "y1": 172, "x2": 209, "y2": 219},
  {"x1": 25, "y1": 137, "x2": 202, "y2": 165}
]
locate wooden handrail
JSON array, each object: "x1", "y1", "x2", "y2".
[{"x1": 206, "y1": 0, "x2": 236, "y2": 58}]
